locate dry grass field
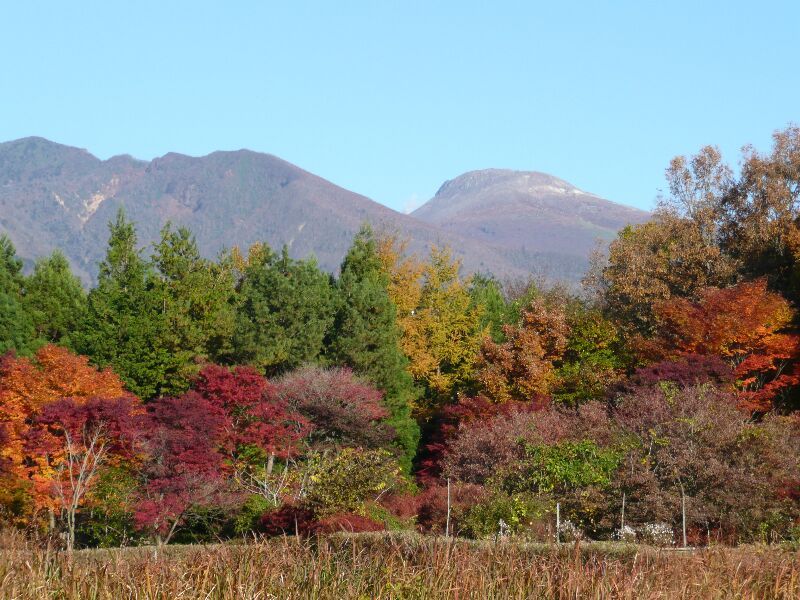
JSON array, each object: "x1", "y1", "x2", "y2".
[{"x1": 1, "y1": 530, "x2": 799, "y2": 599}]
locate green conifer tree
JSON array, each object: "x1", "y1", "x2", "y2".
[
  {"x1": 150, "y1": 224, "x2": 236, "y2": 394},
  {"x1": 73, "y1": 210, "x2": 173, "y2": 398},
  {"x1": 0, "y1": 234, "x2": 35, "y2": 354},
  {"x1": 23, "y1": 250, "x2": 86, "y2": 347},
  {"x1": 234, "y1": 245, "x2": 335, "y2": 375},
  {"x1": 329, "y1": 225, "x2": 420, "y2": 469}
]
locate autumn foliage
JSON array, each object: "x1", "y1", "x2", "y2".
[
  {"x1": 477, "y1": 297, "x2": 568, "y2": 402},
  {"x1": 649, "y1": 279, "x2": 800, "y2": 411},
  {"x1": 4, "y1": 129, "x2": 800, "y2": 552},
  {"x1": 0, "y1": 345, "x2": 126, "y2": 485}
]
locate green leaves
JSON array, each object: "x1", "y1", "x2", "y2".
[
  {"x1": 329, "y1": 225, "x2": 419, "y2": 470},
  {"x1": 500, "y1": 440, "x2": 622, "y2": 496},
  {"x1": 233, "y1": 246, "x2": 335, "y2": 375}
]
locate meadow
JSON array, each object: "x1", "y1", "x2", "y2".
[{"x1": 1, "y1": 530, "x2": 798, "y2": 599}]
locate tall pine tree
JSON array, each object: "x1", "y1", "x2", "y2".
[
  {"x1": 23, "y1": 250, "x2": 86, "y2": 347},
  {"x1": 329, "y1": 225, "x2": 420, "y2": 469},
  {"x1": 0, "y1": 234, "x2": 35, "y2": 355},
  {"x1": 234, "y1": 245, "x2": 335, "y2": 375},
  {"x1": 73, "y1": 210, "x2": 174, "y2": 399},
  {"x1": 151, "y1": 224, "x2": 236, "y2": 394}
]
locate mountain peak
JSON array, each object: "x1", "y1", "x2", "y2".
[
  {"x1": 413, "y1": 168, "x2": 649, "y2": 282},
  {"x1": 434, "y1": 169, "x2": 581, "y2": 200}
]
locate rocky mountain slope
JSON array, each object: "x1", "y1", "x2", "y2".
[
  {"x1": 412, "y1": 169, "x2": 650, "y2": 282},
  {"x1": 0, "y1": 138, "x2": 648, "y2": 285}
]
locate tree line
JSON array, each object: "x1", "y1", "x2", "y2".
[{"x1": 1, "y1": 126, "x2": 799, "y2": 549}]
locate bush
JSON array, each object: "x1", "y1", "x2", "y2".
[
  {"x1": 638, "y1": 522, "x2": 674, "y2": 546},
  {"x1": 308, "y1": 513, "x2": 385, "y2": 534},
  {"x1": 303, "y1": 448, "x2": 404, "y2": 517},
  {"x1": 556, "y1": 519, "x2": 583, "y2": 543},
  {"x1": 274, "y1": 366, "x2": 394, "y2": 449},
  {"x1": 259, "y1": 505, "x2": 315, "y2": 537},
  {"x1": 415, "y1": 483, "x2": 487, "y2": 534},
  {"x1": 461, "y1": 493, "x2": 547, "y2": 539},
  {"x1": 235, "y1": 495, "x2": 274, "y2": 536}
]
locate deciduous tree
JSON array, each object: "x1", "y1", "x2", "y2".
[
  {"x1": 25, "y1": 395, "x2": 141, "y2": 551},
  {"x1": 477, "y1": 297, "x2": 568, "y2": 402}
]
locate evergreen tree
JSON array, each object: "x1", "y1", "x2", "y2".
[
  {"x1": 23, "y1": 250, "x2": 86, "y2": 347},
  {"x1": 468, "y1": 274, "x2": 508, "y2": 343},
  {"x1": 234, "y1": 245, "x2": 335, "y2": 375},
  {"x1": 329, "y1": 225, "x2": 420, "y2": 469},
  {"x1": 150, "y1": 224, "x2": 236, "y2": 394},
  {"x1": 73, "y1": 210, "x2": 173, "y2": 399},
  {"x1": 0, "y1": 234, "x2": 35, "y2": 354}
]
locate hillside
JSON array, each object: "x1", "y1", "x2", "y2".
[
  {"x1": 0, "y1": 138, "x2": 648, "y2": 284},
  {"x1": 413, "y1": 169, "x2": 650, "y2": 281},
  {"x1": 0, "y1": 138, "x2": 524, "y2": 283}
]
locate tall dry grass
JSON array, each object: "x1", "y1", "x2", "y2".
[{"x1": 0, "y1": 529, "x2": 798, "y2": 599}]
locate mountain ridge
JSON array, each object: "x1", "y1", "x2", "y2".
[{"x1": 0, "y1": 137, "x2": 649, "y2": 284}]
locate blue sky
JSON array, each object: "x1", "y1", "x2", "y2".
[{"x1": 1, "y1": 1, "x2": 797, "y2": 212}]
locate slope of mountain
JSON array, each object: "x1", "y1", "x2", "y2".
[
  {"x1": 0, "y1": 138, "x2": 649, "y2": 286},
  {"x1": 0, "y1": 138, "x2": 524, "y2": 284},
  {"x1": 412, "y1": 169, "x2": 650, "y2": 282}
]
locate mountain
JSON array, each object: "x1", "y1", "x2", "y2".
[
  {"x1": 412, "y1": 169, "x2": 650, "y2": 282},
  {"x1": 0, "y1": 138, "x2": 523, "y2": 283},
  {"x1": 0, "y1": 138, "x2": 648, "y2": 285}
]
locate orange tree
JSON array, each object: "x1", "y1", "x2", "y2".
[
  {"x1": 0, "y1": 344, "x2": 127, "y2": 512},
  {"x1": 650, "y1": 279, "x2": 800, "y2": 412}
]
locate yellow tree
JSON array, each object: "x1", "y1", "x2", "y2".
[{"x1": 378, "y1": 237, "x2": 483, "y2": 412}]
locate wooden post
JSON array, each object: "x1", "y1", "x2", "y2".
[
  {"x1": 445, "y1": 478, "x2": 451, "y2": 538},
  {"x1": 556, "y1": 502, "x2": 560, "y2": 544},
  {"x1": 621, "y1": 492, "x2": 626, "y2": 532},
  {"x1": 681, "y1": 486, "x2": 687, "y2": 548}
]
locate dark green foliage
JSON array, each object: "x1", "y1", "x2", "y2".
[
  {"x1": 77, "y1": 466, "x2": 140, "y2": 548},
  {"x1": 150, "y1": 224, "x2": 236, "y2": 394},
  {"x1": 328, "y1": 225, "x2": 420, "y2": 469},
  {"x1": 234, "y1": 246, "x2": 335, "y2": 375},
  {"x1": 0, "y1": 234, "x2": 35, "y2": 354},
  {"x1": 554, "y1": 301, "x2": 626, "y2": 405},
  {"x1": 23, "y1": 250, "x2": 86, "y2": 347},
  {"x1": 73, "y1": 210, "x2": 175, "y2": 399}
]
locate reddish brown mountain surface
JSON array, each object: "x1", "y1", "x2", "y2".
[
  {"x1": 413, "y1": 169, "x2": 650, "y2": 282},
  {"x1": 0, "y1": 138, "x2": 648, "y2": 284}
]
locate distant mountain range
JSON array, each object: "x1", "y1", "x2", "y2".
[{"x1": 0, "y1": 137, "x2": 649, "y2": 285}]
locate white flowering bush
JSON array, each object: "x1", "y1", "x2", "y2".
[
  {"x1": 638, "y1": 522, "x2": 674, "y2": 546},
  {"x1": 612, "y1": 525, "x2": 637, "y2": 543},
  {"x1": 555, "y1": 519, "x2": 582, "y2": 542}
]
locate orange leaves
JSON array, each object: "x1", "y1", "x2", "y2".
[
  {"x1": 653, "y1": 279, "x2": 792, "y2": 359},
  {"x1": 651, "y1": 279, "x2": 799, "y2": 412},
  {"x1": 477, "y1": 298, "x2": 569, "y2": 403},
  {"x1": 0, "y1": 344, "x2": 127, "y2": 483}
]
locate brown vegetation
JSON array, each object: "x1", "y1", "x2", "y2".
[{"x1": 0, "y1": 530, "x2": 798, "y2": 599}]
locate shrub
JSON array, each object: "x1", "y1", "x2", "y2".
[
  {"x1": 556, "y1": 519, "x2": 582, "y2": 543},
  {"x1": 415, "y1": 483, "x2": 487, "y2": 534},
  {"x1": 274, "y1": 366, "x2": 394, "y2": 449},
  {"x1": 461, "y1": 493, "x2": 546, "y2": 539},
  {"x1": 258, "y1": 505, "x2": 315, "y2": 537},
  {"x1": 638, "y1": 522, "x2": 675, "y2": 546},
  {"x1": 303, "y1": 448, "x2": 403, "y2": 517},
  {"x1": 308, "y1": 513, "x2": 385, "y2": 534}
]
